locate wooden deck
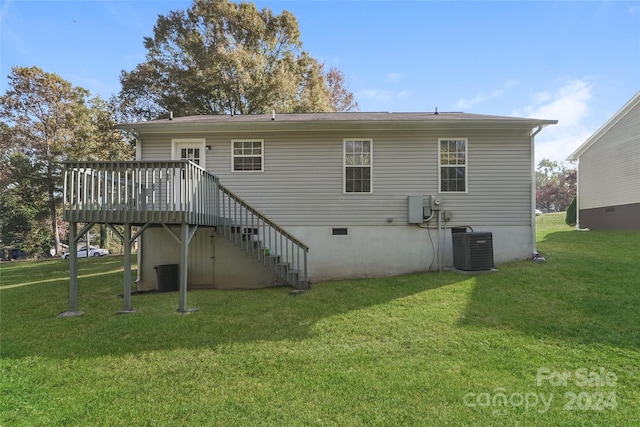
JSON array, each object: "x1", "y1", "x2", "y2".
[
  {"x1": 60, "y1": 160, "x2": 309, "y2": 317},
  {"x1": 63, "y1": 160, "x2": 219, "y2": 226}
]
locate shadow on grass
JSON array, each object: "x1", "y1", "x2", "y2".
[
  {"x1": 1, "y1": 266, "x2": 467, "y2": 360},
  {"x1": 4, "y1": 229, "x2": 638, "y2": 360},
  {"x1": 459, "y1": 230, "x2": 640, "y2": 350}
]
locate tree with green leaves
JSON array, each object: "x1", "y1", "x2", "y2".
[
  {"x1": 535, "y1": 158, "x2": 576, "y2": 213},
  {"x1": 326, "y1": 66, "x2": 358, "y2": 113},
  {"x1": 115, "y1": 0, "x2": 358, "y2": 120},
  {"x1": 535, "y1": 158, "x2": 561, "y2": 188},
  {"x1": 0, "y1": 152, "x2": 51, "y2": 257},
  {"x1": 0, "y1": 66, "x2": 134, "y2": 257}
]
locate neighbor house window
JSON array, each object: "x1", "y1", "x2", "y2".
[
  {"x1": 344, "y1": 139, "x2": 372, "y2": 193},
  {"x1": 439, "y1": 138, "x2": 467, "y2": 192},
  {"x1": 232, "y1": 140, "x2": 263, "y2": 172}
]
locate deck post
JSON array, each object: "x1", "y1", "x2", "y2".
[
  {"x1": 59, "y1": 222, "x2": 83, "y2": 317},
  {"x1": 117, "y1": 223, "x2": 137, "y2": 314},
  {"x1": 177, "y1": 222, "x2": 197, "y2": 313}
]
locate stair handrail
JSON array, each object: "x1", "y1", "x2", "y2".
[
  {"x1": 217, "y1": 182, "x2": 309, "y2": 288},
  {"x1": 217, "y1": 183, "x2": 309, "y2": 252}
]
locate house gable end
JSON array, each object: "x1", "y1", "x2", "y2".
[{"x1": 568, "y1": 91, "x2": 640, "y2": 161}]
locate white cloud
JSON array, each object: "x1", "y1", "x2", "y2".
[
  {"x1": 358, "y1": 88, "x2": 411, "y2": 103},
  {"x1": 503, "y1": 79, "x2": 518, "y2": 89},
  {"x1": 397, "y1": 90, "x2": 411, "y2": 100},
  {"x1": 456, "y1": 93, "x2": 487, "y2": 110},
  {"x1": 518, "y1": 79, "x2": 595, "y2": 164},
  {"x1": 455, "y1": 79, "x2": 519, "y2": 110},
  {"x1": 359, "y1": 89, "x2": 392, "y2": 102},
  {"x1": 387, "y1": 72, "x2": 403, "y2": 83},
  {"x1": 356, "y1": 73, "x2": 409, "y2": 106},
  {"x1": 533, "y1": 91, "x2": 552, "y2": 104}
]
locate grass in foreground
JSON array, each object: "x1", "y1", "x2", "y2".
[{"x1": 1, "y1": 214, "x2": 638, "y2": 426}]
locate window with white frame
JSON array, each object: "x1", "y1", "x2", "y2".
[
  {"x1": 344, "y1": 139, "x2": 372, "y2": 193},
  {"x1": 232, "y1": 140, "x2": 263, "y2": 172},
  {"x1": 439, "y1": 138, "x2": 467, "y2": 192}
]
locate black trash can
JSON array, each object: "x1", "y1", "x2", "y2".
[{"x1": 154, "y1": 264, "x2": 179, "y2": 292}]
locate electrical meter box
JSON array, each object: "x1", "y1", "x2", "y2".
[
  {"x1": 430, "y1": 195, "x2": 442, "y2": 211},
  {"x1": 408, "y1": 195, "x2": 430, "y2": 224}
]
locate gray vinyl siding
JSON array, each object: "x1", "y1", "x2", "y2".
[
  {"x1": 578, "y1": 102, "x2": 640, "y2": 210},
  {"x1": 140, "y1": 138, "x2": 173, "y2": 161},
  {"x1": 139, "y1": 128, "x2": 533, "y2": 227}
]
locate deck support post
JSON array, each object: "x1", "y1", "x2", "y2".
[
  {"x1": 59, "y1": 222, "x2": 83, "y2": 317},
  {"x1": 177, "y1": 222, "x2": 198, "y2": 313},
  {"x1": 117, "y1": 223, "x2": 138, "y2": 314}
]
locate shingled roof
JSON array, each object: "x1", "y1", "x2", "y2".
[{"x1": 116, "y1": 111, "x2": 557, "y2": 133}]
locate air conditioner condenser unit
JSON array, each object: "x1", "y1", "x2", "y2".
[{"x1": 452, "y1": 232, "x2": 494, "y2": 271}]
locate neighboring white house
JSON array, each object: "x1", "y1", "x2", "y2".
[
  {"x1": 567, "y1": 92, "x2": 640, "y2": 231},
  {"x1": 108, "y1": 112, "x2": 556, "y2": 291}
]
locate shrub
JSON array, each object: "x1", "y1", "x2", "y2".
[{"x1": 565, "y1": 196, "x2": 577, "y2": 227}]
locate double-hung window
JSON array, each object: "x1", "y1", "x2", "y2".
[
  {"x1": 232, "y1": 140, "x2": 263, "y2": 172},
  {"x1": 344, "y1": 139, "x2": 372, "y2": 193},
  {"x1": 439, "y1": 138, "x2": 467, "y2": 192}
]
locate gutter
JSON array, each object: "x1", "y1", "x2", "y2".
[{"x1": 115, "y1": 117, "x2": 560, "y2": 135}]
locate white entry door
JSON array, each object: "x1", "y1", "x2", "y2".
[
  {"x1": 172, "y1": 139, "x2": 206, "y2": 211},
  {"x1": 172, "y1": 140, "x2": 206, "y2": 168}
]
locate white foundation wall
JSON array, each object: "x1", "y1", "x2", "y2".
[
  {"x1": 287, "y1": 224, "x2": 533, "y2": 282},
  {"x1": 137, "y1": 224, "x2": 532, "y2": 289},
  {"x1": 137, "y1": 226, "x2": 274, "y2": 291}
]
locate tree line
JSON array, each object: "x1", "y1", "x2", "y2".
[{"x1": 1, "y1": 0, "x2": 358, "y2": 258}]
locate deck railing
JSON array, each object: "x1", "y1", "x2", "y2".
[
  {"x1": 217, "y1": 183, "x2": 309, "y2": 289},
  {"x1": 63, "y1": 160, "x2": 219, "y2": 225},
  {"x1": 63, "y1": 160, "x2": 309, "y2": 289}
]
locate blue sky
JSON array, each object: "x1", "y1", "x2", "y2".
[{"x1": 1, "y1": 0, "x2": 639, "y2": 164}]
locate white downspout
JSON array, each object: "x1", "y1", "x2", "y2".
[
  {"x1": 530, "y1": 125, "x2": 543, "y2": 256},
  {"x1": 437, "y1": 210, "x2": 443, "y2": 272},
  {"x1": 575, "y1": 162, "x2": 580, "y2": 229},
  {"x1": 134, "y1": 132, "x2": 143, "y2": 285}
]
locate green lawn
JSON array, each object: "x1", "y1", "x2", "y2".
[{"x1": 1, "y1": 214, "x2": 639, "y2": 426}]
